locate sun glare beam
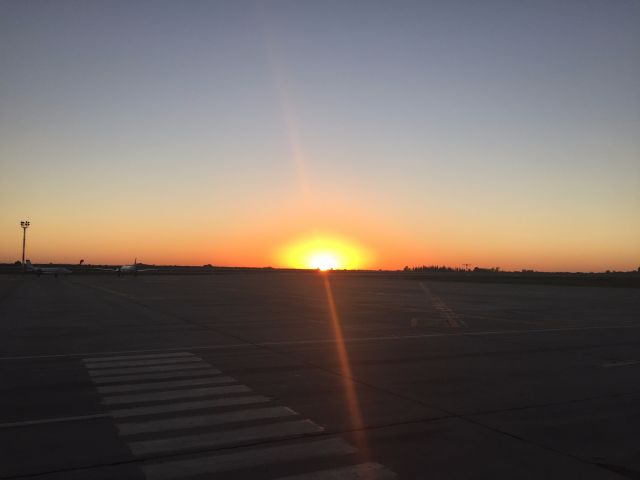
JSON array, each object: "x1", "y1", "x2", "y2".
[{"x1": 321, "y1": 274, "x2": 370, "y2": 459}]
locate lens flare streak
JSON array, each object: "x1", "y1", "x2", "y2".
[{"x1": 322, "y1": 273, "x2": 370, "y2": 459}]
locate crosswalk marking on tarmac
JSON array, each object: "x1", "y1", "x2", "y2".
[
  {"x1": 117, "y1": 406, "x2": 297, "y2": 435},
  {"x1": 83, "y1": 351, "x2": 397, "y2": 479},
  {"x1": 109, "y1": 396, "x2": 271, "y2": 418},
  {"x1": 83, "y1": 352, "x2": 196, "y2": 363},
  {"x1": 88, "y1": 362, "x2": 211, "y2": 377},
  {"x1": 92, "y1": 368, "x2": 220, "y2": 384},
  {"x1": 85, "y1": 357, "x2": 204, "y2": 369},
  {"x1": 97, "y1": 376, "x2": 236, "y2": 394},
  {"x1": 101, "y1": 385, "x2": 251, "y2": 405},
  {"x1": 140, "y1": 438, "x2": 357, "y2": 480},
  {"x1": 129, "y1": 419, "x2": 323, "y2": 456}
]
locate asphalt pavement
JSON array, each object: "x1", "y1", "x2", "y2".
[{"x1": 1, "y1": 272, "x2": 639, "y2": 479}]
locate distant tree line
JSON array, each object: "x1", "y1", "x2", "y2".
[
  {"x1": 403, "y1": 265, "x2": 502, "y2": 273},
  {"x1": 404, "y1": 265, "x2": 468, "y2": 272},
  {"x1": 404, "y1": 265, "x2": 640, "y2": 274}
]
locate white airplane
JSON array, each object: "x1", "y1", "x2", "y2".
[
  {"x1": 25, "y1": 260, "x2": 72, "y2": 277},
  {"x1": 98, "y1": 259, "x2": 158, "y2": 276}
]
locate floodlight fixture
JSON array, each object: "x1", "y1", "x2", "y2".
[{"x1": 20, "y1": 220, "x2": 30, "y2": 271}]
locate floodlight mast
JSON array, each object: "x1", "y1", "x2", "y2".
[{"x1": 20, "y1": 220, "x2": 30, "y2": 271}]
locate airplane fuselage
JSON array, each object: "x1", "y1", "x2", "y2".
[
  {"x1": 27, "y1": 265, "x2": 72, "y2": 277},
  {"x1": 117, "y1": 264, "x2": 138, "y2": 275}
]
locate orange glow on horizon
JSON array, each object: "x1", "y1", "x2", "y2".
[
  {"x1": 1, "y1": 213, "x2": 637, "y2": 272},
  {"x1": 277, "y1": 234, "x2": 372, "y2": 270}
]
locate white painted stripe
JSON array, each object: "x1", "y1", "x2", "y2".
[
  {"x1": 89, "y1": 363, "x2": 210, "y2": 377},
  {"x1": 141, "y1": 437, "x2": 356, "y2": 480},
  {"x1": 130, "y1": 419, "x2": 323, "y2": 456},
  {"x1": 110, "y1": 396, "x2": 270, "y2": 418},
  {"x1": 118, "y1": 406, "x2": 297, "y2": 435},
  {"x1": 83, "y1": 352, "x2": 194, "y2": 363},
  {"x1": 0, "y1": 413, "x2": 109, "y2": 429},
  {"x1": 276, "y1": 463, "x2": 397, "y2": 480},
  {"x1": 97, "y1": 376, "x2": 236, "y2": 394},
  {"x1": 91, "y1": 368, "x2": 220, "y2": 384},
  {"x1": 102, "y1": 385, "x2": 251, "y2": 405},
  {"x1": 85, "y1": 357, "x2": 203, "y2": 369}
]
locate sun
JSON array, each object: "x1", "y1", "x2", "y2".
[
  {"x1": 277, "y1": 234, "x2": 371, "y2": 270},
  {"x1": 309, "y1": 253, "x2": 339, "y2": 271}
]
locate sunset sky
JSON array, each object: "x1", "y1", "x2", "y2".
[{"x1": 1, "y1": 1, "x2": 639, "y2": 271}]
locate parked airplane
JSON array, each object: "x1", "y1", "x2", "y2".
[
  {"x1": 25, "y1": 260, "x2": 72, "y2": 277},
  {"x1": 98, "y1": 259, "x2": 158, "y2": 276}
]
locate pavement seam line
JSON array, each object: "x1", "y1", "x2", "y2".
[{"x1": 3, "y1": 324, "x2": 640, "y2": 360}]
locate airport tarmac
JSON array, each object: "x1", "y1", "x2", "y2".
[{"x1": 0, "y1": 272, "x2": 639, "y2": 479}]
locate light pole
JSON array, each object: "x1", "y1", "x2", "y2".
[{"x1": 20, "y1": 221, "x2": 30, "y2": 271}]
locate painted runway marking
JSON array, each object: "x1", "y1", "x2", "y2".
[
  {"x1": 82, "y1": 352, "x2": 396, "y2": 478},
  {"x1": 92, "y1": 368, "x2": 220, "y2": 384},
  {"x1": 96, "y1": 376, "x2": 236, "y2": 394},
  {"x1": 141, "y1": 438, "x2": 357, "y2": 480},
  {"x1": 419, "y1": 281, "x2": 466, "y2": 328},
  {"x1": 276, "y1": 462, "x2": 397, "y2": 480},
  {"x1": 5, "y1": 324, "x2": 640, "y2": 360},
  {"x1": 88, "y1": 362, "x2": 211, "y2": 377},
  {"x1": 83, "y1": 352, "x2": 195, "y2": 363},
  {"x1": 84, "y1": 357, "x2": 203, "y2": 369},
  {"x1": 128, "y1": 419, "x2": 323, "y2": 456},
  {"x1": 117, "y1": 406, "x2": 297, "y2": 435},
  {"x1": 101, "y1": 385, "x2": 251, "y2": 405},
  {"x1": 109, "y1": 396, "x2": 271, "y2": 418}
]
